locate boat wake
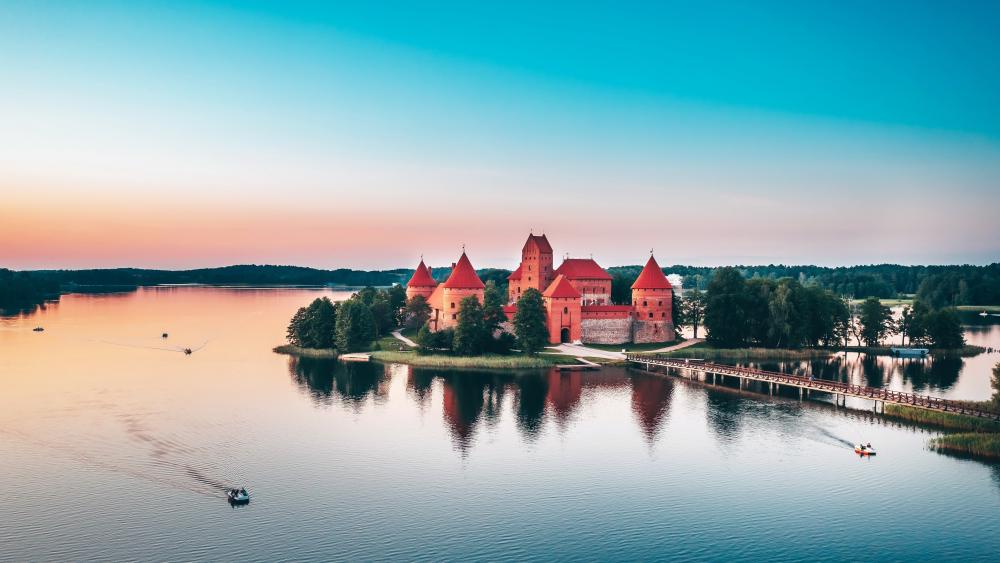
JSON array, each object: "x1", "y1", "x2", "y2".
[{"x1": 810, "y1": 426, "x2": 855, "y2": 448}]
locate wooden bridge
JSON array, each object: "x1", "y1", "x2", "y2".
[{"x1": 626, "y1": 354, "x2": 1000, "y2": 420}]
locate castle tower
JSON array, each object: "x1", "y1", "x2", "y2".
[
  {"x1": 439, "y1": 251, "x2": 485, "y2": 330},
  {"x1": 542, "y1": 274, "x2": 582, "y2": 344},
  {"x1": 631, "y1": 255, "x2": 674, "y2": 344},
  {"x1": 508, "y1": 234, "x2": 554, "y2": 303},
  {"x1": 405, "y1": 258, "x2": 438, "y2": 302}
]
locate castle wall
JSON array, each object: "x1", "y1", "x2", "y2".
[
  {"x1": 632, "y1": 320, "x2": 676, "y2": 344},
  {"x1": 581, "y1": 318, "x2": 632, "y2": 344}
]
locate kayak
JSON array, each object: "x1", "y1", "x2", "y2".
[{"x1": 855, "y1": 444, "x2": 877, "y2": 456}]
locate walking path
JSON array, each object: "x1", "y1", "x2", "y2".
[
  {"x1": 648, "y1": 338, "x2": 704, "y2": 354},
  {"x1": 391, "y1": 330, "x2": 418, "y2": 348},
  {"x1": 545, "y1": 343, "x2": 627, "y2": 360}
]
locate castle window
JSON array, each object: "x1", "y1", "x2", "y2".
[
  {"x1": 563, "y1": 307, "x2": 568, "y2": 314},
  {"x1": 528, "y1": 265, "x2": 532, "y2": 271},
  {"x1": 648, "y1": 312, "x2": 654, "y2": 319},
  {"x1": 450, "y1": 302, "x2": 455, "y2": 309},
  {"x1": 643, "y1": 301, "x2": 647, "y2": 307},
  {"x1": 452, "y1": 314, "x2": 457, "y2": 320},
  {"x1": 662, "y1": 312, "x2": 666, "y2": 318},
  {"x1": 528, "y1": 277, "x2": 532, "y2": 282},
  {"x1": 658, "y1": 301, "x2": 663, "y2": 306}
]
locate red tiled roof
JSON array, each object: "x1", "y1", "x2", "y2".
[
  {"x1": 502, "y1": 304, "x2": 517, "y2": 314},
  {"x1": 522, "y1": 234, "x2": 553, "y2": 254},
  {"x1": 631, "y1": 255, "x2": 672, "y2": 290},
  {"x1": 442, "y1": 252, "x2": 485, "y2": 289},
  {"x1": 507, "y1": 264, "x2": 523, "y2": 281},
  {"x1": 406, "y1": 259, "x2": 438, "y2": 288},
  {"x1": 542, "y1": 274, "x2": 581, "y2": 299},
  {"x1": 555, "y1": 258, "x2": 611, "y2": 280},
  {"x1": 581, "y1": 305, "x2": 633, "y2": 312}
]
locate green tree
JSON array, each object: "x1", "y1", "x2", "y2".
[
  {"x1": 335, "y1": 299, "x2": 376, "y2": 352},
  {"x1": 402, "y1": 295, "x2": 431, "y2": 331},
  {"x1": 682, "y1": 289, "x2": 707, "y2": 338},
  {"x1": 453, "y1": 296, "x2": 486, "y2": 355},
  {"x1": 386, "y1": 284, "x2": 407, "y2": 313},
  {"x1": 369, "y1": 298, "x2": 395, "y2": 338},
  {"x1": 857, "y1": 297, "x2": 895, "y2": 347},
  {"x1": 513, "y1": 288, "x2": 549, "y2": 354},
  {"x1": 704, "y1": 267, "x2": 749, "y2": 347},
  {"x1": 286, "y1": 306, "x2": 309, "y2": 347},
  {"x1": 923, "y1": 308, "x2": 965, "y2": 349},
  {"x1": 767, "y1": 281, "x2": 797, "y2": 348},
  {"x1": 992, "y1": 362, "x2": 1000, "y2": 407},
  {"x1": 482, "y1": 281, "x2": 507, "y2": 336},
  {"x1": 353, "y1": 286, "x2": 379, "y2": 306}
]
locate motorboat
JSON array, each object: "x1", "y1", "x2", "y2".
[
  {"x1": 162, "y1": 332, "x2": 169, "y2": 338},
  {"x1": 980, "y1": 311, "x2": 989, "y2": 317},
  {"x1": 855, "y1": 443, "x2": 877, "y2": 456},
  {"x1": 32, "y1": 327, "x2": 44, "y2": 332},
  {"x1": 227, "y1": 488, "x2": 250, "y2": 505}
]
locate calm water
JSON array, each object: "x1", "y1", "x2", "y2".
[{"x1": 2, "y1": 287, "x2": 999, "y2": 562}]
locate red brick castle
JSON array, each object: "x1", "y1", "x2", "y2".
[{"x1": 406, "y1": 234, "x2": 675, "y2": 345}]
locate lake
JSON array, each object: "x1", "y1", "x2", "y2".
[{"x1": 2, "y1": 287, "x2": 999, "y2": 561}]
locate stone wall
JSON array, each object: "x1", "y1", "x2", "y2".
[
  {"x1": 581, "y1": 318, "x2": 632, "y2": 344},
  {"x1": 633, "y1": 320, "x2": 675, "y2": 344}
]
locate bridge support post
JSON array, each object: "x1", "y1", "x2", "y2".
[{"x1": 799, "y1": 387, "x2": 803, "y2": 401}]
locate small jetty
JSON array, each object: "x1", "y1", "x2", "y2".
[
  {"x1": 556, "y1": 357, "x2": 600, "y2": 371},
  {"x1": 890, "y1": 347, "x2": 929, "y2": 358},
  {"x1": 339, "y1": 353, "x2": 371, "y2": 363}
]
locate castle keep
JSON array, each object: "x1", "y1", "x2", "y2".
[{"x1": 406, "y1": 234, "x2": 675, "y2": 345}]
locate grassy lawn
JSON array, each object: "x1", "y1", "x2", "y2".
[
  {"x1": 371, "y1": 351, "x2": 570, "y2": 369},
  {"x1": 646, "y1": 341, "x2": 834, "y2": 361},
  {"x1": 584, "y1": 341, "x2": 677, "y2": 353},
  {"x1": 374, "y1": 334, "x2": 413, "y2": 352}
]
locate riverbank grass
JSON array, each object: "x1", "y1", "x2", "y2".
[
  {"x1": 272, "y1": 345, "x2": 338, "y2": 359},
  {"x1": 931, "y1": 433, "x2": 1000, "y2": 459},
  {"x1": 882, "y1": 404, "x2": 1000, "y2": 432}
]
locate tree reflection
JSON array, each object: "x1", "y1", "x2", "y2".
[
  {"x1": 629, "y1": 374, "x2": 673, "y2": 443},
  {"x1": 441, "y1": 374, "x2": 486, "y2": 452},
  {"x1": 902, "y1": 355, "x2": 963, "y2": 392},
  {"x1": 705, "y1": 392, "x2": 743, "y2": 444},
  {"x1": 515, "y1": 373, "x2": 549, "y2": 441},
  {"x1": 288, "y1": 357, "x2": 386, "y2": 409}
]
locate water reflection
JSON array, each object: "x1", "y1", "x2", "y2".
[
  {"x1": 288, "y1": 357, "x2": 388, "y2": 409},
  {"x1": 630, "y1": 375, "x2": 674, "y2": 442},
  {"x1": 730, "y1": 353, "x2": 967, "y2": 397}
]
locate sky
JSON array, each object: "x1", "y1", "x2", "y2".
[{"x1": 1, "y1": 0, "x2": 998, "y2": 270}]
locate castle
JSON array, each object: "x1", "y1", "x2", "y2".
[{"x1": 405, "y1": 234, "x2": 675, "y2": 345}]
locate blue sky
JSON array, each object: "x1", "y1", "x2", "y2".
[{"x1": 1, "y1": 1, "x2": 998, "y2": 268}]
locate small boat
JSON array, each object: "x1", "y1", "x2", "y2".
[
  {"x1": 32, "y1": 327, "x2": 45, "y2": 332},
  {"x1": 162, "y1": 333, "x2": 169, "y2": 338},
  {"x1": 855, "y1": 443, "x2": 877, "y2": 456},
  {"x1": 183, "y1": 348, "x2": 193, "y2": 355},
  {"x1": 981, "y1": 311, "x2": 989, "y2": 317},
  {"x1": 227, "y1": 488, "x2": 250, "y2": 505}
]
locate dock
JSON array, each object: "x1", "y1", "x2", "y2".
[
  {"x1": 339, "y1": 353, "x2": 371, "y2": 363},
  {"x1": 626, "y1": 354, "x2": 1000, "y2": 420}
]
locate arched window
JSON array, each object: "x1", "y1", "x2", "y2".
[
  {"x1": 643, "y1": 301, "x2": 647, "y2": 307},
  {"x1": 648, "y1": 312, "x2": 654, "y2": 319},
  {"x1": 452, "y1": 314, "x2": 457, "y2": 320},
  {"x1": 563, "y1": 307, "x2": 568, "y2": 314},
  {"x1": 658, "y1": 301, "x2": 663, "y2": 306},
  {"x1": 662, "y1": 312, "x2": 666, "y2": 318},
  {"x1": 450, "y1": 302, "x2": 455, "y2": 309}
]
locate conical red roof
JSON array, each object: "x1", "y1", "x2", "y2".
[
  {"x1": 631, "y1": 256, "x2": 672, "y2": 290},
  {"x1": 542, "y1": 274, "x2": 581, "y2": 299},
  {"x1": 442, "y1": 252, "x2": 485, "y2": 289},
  {"x1": 407, "y1": 259, "x2": 437, "y2": 288}
]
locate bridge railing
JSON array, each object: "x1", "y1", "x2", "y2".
[{"x1": 626, "y1": 354, "x2": 1000, "y2": 419}]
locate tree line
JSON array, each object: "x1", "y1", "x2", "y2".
[
  {"x1": 684, "y1": 267, "x2": 967, "y2": 350},
  {"x1": 285, "y1": 281, "x2": 552, "y2": 357},
  {"x1": 608, "y1": 263, "x2": 1000, "y2": 303},
  {"x1": 0, "y1": 269, "x2": 60, "y2": 311}
]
